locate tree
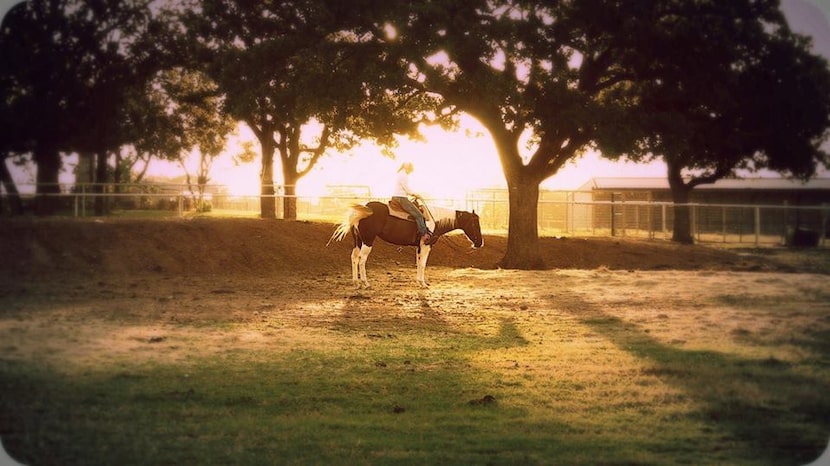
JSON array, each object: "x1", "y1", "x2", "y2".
[
  {"x1": 378, "y1": 0, "x2": 648, "y2": 268},
  {"x1": 183, "y1": 0, "x2": 440, "y2": 219},
  {"x1": 1, "y1": 0, "x2": 77, "y2": 213},
  {"x1": 377, "y1": 0, "x2": 830, "y2": 263},
  {"x1": 609, "y1": 1, "x2": 830, "y2": 243},
  {"x1": 151, "y1": 68, "x2": 235, "y2": 211},
  {"x1": 0, "y1": 0, "x2": 158, "y2": 214},
  {"x1": 0, "y1": 154, "x2": 24, "y2": 216}
]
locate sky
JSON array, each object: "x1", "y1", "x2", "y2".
[
  {"x1": 2, "y1": 0, "x2": 829, "y2": 199},
  {"x1": 195, "y1": 116, "x2": 666, "y2": 199}
]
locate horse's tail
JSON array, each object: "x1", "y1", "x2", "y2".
[{"x1": 327, "y1": 204, "x2": 374, "y2": 246}]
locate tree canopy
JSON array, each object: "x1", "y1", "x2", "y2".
[
  {"x1": 2, "y1": 0, "x2": 829, "y2": 265},
  {"x1": 373, "y1": 0, "x2": 664, "y2": 267},
  {"x1": 605, "y1": 0, "x2": 830, "y2": 243},
  {"x1": 1, "y1": 0, "x2": 160, "y2": 212},
  {"x1": 181, "y1": 0, "x2": 447, "y2": 219},
  {"x1": 370, "y1": 0, "x2": 830, "y2": 261}
]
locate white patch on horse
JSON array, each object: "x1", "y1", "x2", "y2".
[
  {"x1": 355, "y1": 244, "x2": 372, "y2": 288},
  {"x1": 428, "y1": 206, "x2": 456, "y2": 232}
]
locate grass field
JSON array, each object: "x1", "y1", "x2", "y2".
[
  {"x1": 1, "y1": 268, "x2": 828, "y2": 465},
  {"x1": 0, "y1": 219, "x2": 828, "y2": 465}
]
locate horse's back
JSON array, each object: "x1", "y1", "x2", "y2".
[
  {"x1": 361, "y1": 201, "x2": 421, "y2": 247},
  {"x1": 366, "y1": 201, "x2": 388, "y2": 215}
]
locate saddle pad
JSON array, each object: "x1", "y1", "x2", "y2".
[
  {"x1": 388, "y1": 198, "x2": 415, "y2": 221},
  {"x1": 386, "y1": 199, "x2": 437, "y2": 234}
]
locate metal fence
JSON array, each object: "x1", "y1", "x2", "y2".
[{"x1": 2, "y1": 183, "x2": 828, "y2": 246}]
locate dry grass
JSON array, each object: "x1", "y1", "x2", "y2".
[
  {"x1": 1, "y1": 266, "x2": 829, "y2": 465},
  {"x1": 0, "y1": 219, "x2": 828, "y2": 464}
]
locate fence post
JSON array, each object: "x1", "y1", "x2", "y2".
[
  {"x1": 568, "y1": 193, "x2": 574, "y2": 235},
  {"x1": 692, "y1": 204, "x2": 698, "y2": 242},
  {"x1": 621, "y1": 198, "x2": 626, "y2": 237},
  {"x1": 722, "y1": 206, "x2": 727, "y2": 243},
  {"x1": 754, "y1": 206, "x2": 761, "y2": 246},
  {"x1": 635, "y1": 203, "x2": 641, "y2": 237},
  {"x1": 648, "y1": 203, "x2": 653, "y2": 239}
]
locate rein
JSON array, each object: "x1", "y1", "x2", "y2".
[
  {"x1": 443, "y1": 235, "x2": 480, "y2": 254},
  {"x1": 413, "y1": 202, "x2": 479, "y2": 253},
  {"x1": 420, "y1": 201, "x2": 435, "y2": 224}
]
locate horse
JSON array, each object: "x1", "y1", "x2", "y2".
[{"x1": 328, "y1": 200, "x2": 483, "y2": 288}]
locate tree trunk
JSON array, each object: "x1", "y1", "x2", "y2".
[
  {"x1": 33, "y1": 145, "x2": 61, "y2": 215},
  {"x1": 259, "y1": 137, "x2": 277, "y2": 219},
  {"x1": 94, "y1": 151, "x2": 109, "y2": 216},
  {"x1": 282, "y1": 170, "x2": 298, "y2": 221},
  {"x1": 499, "y1": 179, "x2": 545, "y2": 269},
  {"x1": 0, "y1": 156, "x2": 24, "y2": 215},
  {"x1": 667, "y1": 162, "x2": 694, "y2": 244}
]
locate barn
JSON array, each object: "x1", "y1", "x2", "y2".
[
  {"x1": 579, "y1": 177, "x2": 830, "y2": 206},
  {"x1": 578, "y1": 177, "x2": 830, "y2": 244}
]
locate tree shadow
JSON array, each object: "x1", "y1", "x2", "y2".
[
  {"x1": 333, "y1": 289, "x2": 529, "y2": 351},
  {"x1": 551, "y1": 292, "x2": 830, "y2": 465},
  {"x1": 0, "y1": 294, "x2": 535, "y2": 465}
]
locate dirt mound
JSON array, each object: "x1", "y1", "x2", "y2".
[{"x1": 0, "y1": 217, "x2": 810, "y2": 278}]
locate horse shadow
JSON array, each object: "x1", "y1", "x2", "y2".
[
  {"x1": 333, "y1": 288, "x2": 529, "y2": 352},
  {"x1": 549, "y1": 291, "x2": 830, "y2": 465}
]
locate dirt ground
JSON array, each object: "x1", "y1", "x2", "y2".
[
  {"x1": 1, "y1": 216, "x2": 825, "y2": 278},
  {"x1": 0, "y1": 216, "x2": 828, "y2": 369},
  {"x1": 1, "y1": 217, "x2": 830, "y2": 466}
]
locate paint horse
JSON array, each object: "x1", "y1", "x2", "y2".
[{"x1": 329, "y1": 200, "x2": 483, "y2": 288}]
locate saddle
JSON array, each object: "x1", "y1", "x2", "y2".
[
  {"x1": 388, "y1": 198, "x2": 426, "y2": 221},
  {"x1": 388, "y1": 198, "x2": 436, "y2": 232}
]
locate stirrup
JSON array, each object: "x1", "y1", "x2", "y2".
[{"x1": 422, "y1": 232, "x2": 436, "y2": 245}]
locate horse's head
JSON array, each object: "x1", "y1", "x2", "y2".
[{"x1": 457, "y1": 210, "x2": 483, "y2": 249}]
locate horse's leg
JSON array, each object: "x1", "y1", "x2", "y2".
[
  {"x1": 351, "y1": 231, "x2": 364, "y2": 287},
  {"x1": 358, "y1": 244, "x2": 373, "y2": 288},
  {"x1": 415, "y1": 244, "x2": 431, "y2": 287},
  {"x1": 350, "y1": 247, "x2": 361, "y2": 287}
]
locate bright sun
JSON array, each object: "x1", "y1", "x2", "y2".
[
  {"x1": 188, "y1": 114, "x2": 676, "y2": 201},
  {"x1": 213, "y1": 116, "x2": 505, "y2": 201}
]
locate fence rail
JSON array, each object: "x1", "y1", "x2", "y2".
[{"x1": 2, "y1": 183, "x2": 828, "y2": 246}]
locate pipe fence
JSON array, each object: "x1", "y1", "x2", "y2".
[{"x1": 2, "y1": 183, "x2": 828, "y2": 246}]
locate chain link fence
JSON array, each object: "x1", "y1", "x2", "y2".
[{"x1": 2, "y1": 183, "x2": 828, "y2": 246}]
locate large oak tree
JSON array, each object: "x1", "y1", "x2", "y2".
[
  {"x1": 607, "y1": 0, "x2": 830, "y2": 243},
  {"x1": 377, "y1": 1, "x2": 648, "y2": 268},
  {"x1": 0, "y1": 0, "x2": 159, "y2": 214},
  {"x1": 377, "y1": 0, "x2": 830, "y2": 263},
  {"x1": 183, "y1": 0, "x2": 442, "y2": 219}
]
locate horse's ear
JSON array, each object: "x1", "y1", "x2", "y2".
[{"x1": 472, "y1": 209, "x2": 476, "y2": 215}]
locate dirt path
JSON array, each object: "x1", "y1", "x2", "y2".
[
  {"x1": 0, "y1": 217, "x2": 827, "y2": 371},
  {"x1": 2, "y1": 263, "x2": 828, "y2": 372}
]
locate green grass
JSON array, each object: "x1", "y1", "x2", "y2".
[
  {"x1": 3, "y1": 336, "x2": 826, "y2": 465},
  {"x1": 1, "y1": 351, "x2": 564, "y2": 465},
  {"x1": 1, "y1": 270, "x2": 829, "y2": 465}
]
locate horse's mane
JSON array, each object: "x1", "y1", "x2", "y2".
[{"x1": 429, "y1": 205, "x2": 457, "y2": 231}]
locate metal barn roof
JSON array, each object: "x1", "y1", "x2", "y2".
[{"x1": 580, "y1": 177, "x2": 830, "y2": 191}]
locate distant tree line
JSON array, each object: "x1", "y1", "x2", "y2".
[{"x1": 2, "y1": 0, "x2": 829, "y2": 268}]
